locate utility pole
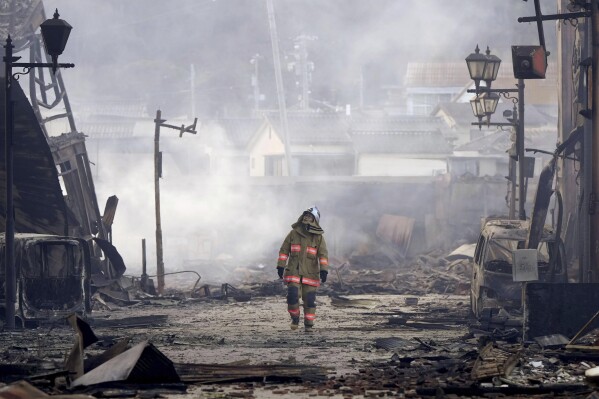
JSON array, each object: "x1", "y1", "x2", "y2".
[
  {"x1": 288, "y1": 35, "x2": 316, "y2": 110},
  {"x1": 153, "y1": 110, "x2": 197, "y2": 294},
  {"x1": 591, "y1": 0, "x2": 599, "y2": 282},
  {"x1": 266, "y1": 0, "x2": 292, "y2": 176},
  {"x1": 250, "y1": 53, "x2": 262, "y2": 112}
]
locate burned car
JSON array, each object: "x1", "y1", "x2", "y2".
[
  {"x1": 470, "y1": 219, "x2": 566, "y2": 319},
  {"x1": 0, "y1": 233, "x2": 91, "y2": 325}
]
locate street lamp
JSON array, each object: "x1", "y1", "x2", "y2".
[
  {"x1": 479, "y1": 91, "x2": 500, "y2": 125},
  {"x1": 470, "y1": 94, "x2": 485, "y2": 124},
  {"x1": 482, "y1": 48, "x2": 501, "y2": 90},
  {"x1": 3, "y1": 9, "x2": 74, "y2": 329},
  {"x1": 465, "y1": 45, "x2": 488, "y2": 93},
  {"x1": 466, "y1": 45, "x2": 502, "y2": 93},
  {"x1": 465, "y1": 47, "x2": 526, "y2": 221}
]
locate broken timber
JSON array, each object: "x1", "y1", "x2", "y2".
[{"x1": 471, "y1": 342, "x2": 520, "y2": 381}]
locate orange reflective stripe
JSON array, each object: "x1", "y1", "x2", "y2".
[
  {"x1": 278, "y1": 253, "x2": 289, "y2": 261},
  {"x1": 304, "y1": 313, "x2": 316, "y2": 320},
  {"x1": 319, "y1": 258, "x2": 328, "y2": 266},
  {"x1": 307, "y1": 246, "x2": 317, "y2": 255},
  {"x1": 302, "y1": 277, "x2": 320, "y2": 287},
  {"x1": 288, "y1": 309, "x2": 300, "y2": 316},
  {"x1": 291, "y1": 244, "x2": 301, "y2": 252},
  {"x1": 284, "y1": 275, "x2": 301, "y2": 284}
]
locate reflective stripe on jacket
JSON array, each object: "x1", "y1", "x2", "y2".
[{"x1": 276, "y1": 224, "x2": 328, "y2": 281}]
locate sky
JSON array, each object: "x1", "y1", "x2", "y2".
[{"x1": 30, "y1": 0, "x2": 560, "y2": 285}]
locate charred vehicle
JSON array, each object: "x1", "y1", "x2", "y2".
[
  {"x1": 470, "y1": 219, "x2": 566, "y2": 318},
  {"x1": 0, "y1": 233, "x2": 91, "y2": 325}
]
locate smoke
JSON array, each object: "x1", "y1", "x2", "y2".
[
  {"x1": 35, "y1": 0, "x2": 559, "y2": 284},
  {"x1": 44, "y1": 0, "x2": 556, "y2": 114}
]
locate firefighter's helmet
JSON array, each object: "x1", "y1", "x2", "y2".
[{"x1": 303, "y1": 206, "x2": 320, "y2": 223}]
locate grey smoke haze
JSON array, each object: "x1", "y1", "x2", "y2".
[
  {"x1": 44, "y1": 0, "x2": 556, "y2": 117},
  {"x1": 35, "y1": 0, "x2": 558, "y2": 285}
]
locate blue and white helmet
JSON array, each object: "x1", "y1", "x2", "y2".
[{"x1": 303, "y1": 206, "x2": 320, "y2": 223}]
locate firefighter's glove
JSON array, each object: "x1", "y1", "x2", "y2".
[
  {"x1": 277, "y1": 267, "x2": 284, "y2": 279},
  {"x1": 320, "y1": 270, "x2": 328, "y2": 283}
]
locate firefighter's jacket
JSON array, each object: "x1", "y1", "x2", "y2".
[{"x1": 277, "y1": 220, "x2": 328, "y2": 287}]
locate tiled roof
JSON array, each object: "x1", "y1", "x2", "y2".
[
  {"x1": 266, "y1": 113, "x2": 352, "y2": 144},
  {"x1": 455, "y1": 128, "x2": 558, "y2": 154},
  {"x1": 79, "y1": 117, "x2": 136, "y2": 139},
  {"x1": 404, "y1": 62, "x2": 557, "y2": 88},
  {"x1": 350, "y1": 115, "x2": 445, "y2": 134},
  {"x1": 351, "y1": 131, "x2": 452, "y2": 154},
  {"x1": 73, "y1": 98, "x2": 148, "y2": 118},
  {"x1": 349, "y1": 115, "x2": 452, "y2": 154},
  {"x1": 404, "y1": 63, "x2": 471, "y2": 88}
]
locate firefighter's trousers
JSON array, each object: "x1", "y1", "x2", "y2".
[{"x1": 286, "y1": 282, "x2": 317, "y2": 327}]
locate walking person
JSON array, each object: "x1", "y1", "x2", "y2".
[{"x1": 276, "y1": 206, "x2": 329, "y2": 332}]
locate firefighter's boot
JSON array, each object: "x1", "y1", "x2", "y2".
[{"x1": 290, "y1": 317, "x2": 300, "y2": 330}]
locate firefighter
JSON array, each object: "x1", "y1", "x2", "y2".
[{"x1": 276, "y1": 206, "x2": 329, "y2": 332}]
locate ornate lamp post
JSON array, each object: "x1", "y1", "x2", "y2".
[
  {"x1": 3, "y1": 10, "x2": 74, "y2": 329},
  {"x1": 465, "y1": 46, "x2": 526, "y2": 221}
]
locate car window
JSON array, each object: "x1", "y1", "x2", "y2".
[
  {"x1": 486, "y1": 239, "x2": 518, "y2": 262},
  {"x1": 485, "y1": 239, "x2": 551, "y2": 264},
  {"x1": 474, "y1": 235, "x2": 486, "y2": 265}
]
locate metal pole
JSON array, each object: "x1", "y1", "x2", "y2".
[
  {"x1": 266, "y1": 0, "x2": 293, "y2": 176},
  {"x1": 141, "y1": 238, "x2": 148, "y2": 291},
  {"x1": 3, "y1": 36, "x2": 15, "y2": 329},
  {"x1": 154, "y1": 110, "x2": 165, "y2": 294},
  {"x1": 518, "y1": 79, "x2": 526, "y2": 221},
  {"x1": 590, "y1": 0, "x2": 599, "y2": 281},
  {"x1": 509, "y1": 155, "x2": 517, "y2": 219}
]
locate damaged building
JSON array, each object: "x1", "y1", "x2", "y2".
[{"x1": 4, "y1": 1, "x2": 599, "y2": 399}]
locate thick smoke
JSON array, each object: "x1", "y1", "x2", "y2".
[{"x1": 37, "y1": 0, "x2": 558, "y2": 286}]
